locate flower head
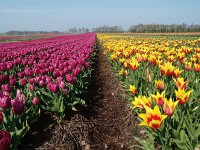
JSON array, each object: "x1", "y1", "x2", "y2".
[
  {"x1": 139, "y1": 106, "x2": 167, "y2": 129},
  {"x1": 132, "y1": 95, "x2": 152, "y2": 109},
  {"x1": 163, "y1": 98, "x2": 179, "y2": 115},
  {"x1": 151, "y1": 91, "x2": 165, "y2": 106},
  {"x1": 155, "y1": 80, "x2": 165, "y2": 90},
  {"x1": 173, "y1": 77, "x2": 188, "y2": 90},
  {"x1": 0, "y1": 130, "x2": 11, "y2": 150},
  {"x1": 129, "y1": 85, "x2": 137, "y2": 94},
  {"x1": 175, "y1": 89, "x2": 192, "y2": 104}
]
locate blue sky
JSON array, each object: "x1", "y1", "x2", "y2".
[{"x1": 0, "y1": 0, "x2": 200, "y2": 32}]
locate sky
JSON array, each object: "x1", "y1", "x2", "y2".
[{"x1": 0, "y1": 0, "x2": 200, "y2": 32}]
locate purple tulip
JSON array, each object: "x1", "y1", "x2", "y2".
[
  {"x1": 17, "y1": 72, "x2": 24, "y2": 78},
  {"x1": 47, "y1": 83, "x2": 59, "y2": 93},
  {"x1": 29, "y1": 78, "x2": 35, "y2": 84},
  {"x1": 19, "y1": 78, "x2": 27, "y2": 86},
  {"x1": 11, "y1": 99, "x2": 25, "y2": 115},
  {"x1": 65, "y1": 74, "x2": 73, "y2": 83},
  {"x1": 32, "y1": 97, "x2": 39, "y2": 106},
  {"x1": 9, "y1": 78, "x2": 16, "y2": 86},
  {"x1": 0, "y1": 130, "x2": 11, "y2": 150},
  {"x1": 0, "y1": 96, "x2": 11, "y2": 109},
  {"x1": 63, "y1": 88, "x2": 68, "y2": 95},
  {"x1": 39, "y1": 80, "x2": 45, "y2": 87},
  {"x1": 6, "y1": 63, "x2": 13, "y2": 70},
  {"x1": 59, "y1": 81, "x2": 65, "y2": 89},
  {"x1": 0, "y1": 74, "x2": 6, "y2": 83},
  {"x1": 29, "y1": 84, "x2": 35, "y2": 91},
  {"x1": 1, "y1": 84, "x2": 11, "y2": 93}
]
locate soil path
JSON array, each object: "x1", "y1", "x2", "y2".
[{"x1": 19, "y1": 44, "x2": 140, "y2": 150}]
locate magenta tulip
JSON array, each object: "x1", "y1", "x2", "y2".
[{"x1": 0, "y1": 130, "x2": 11, "y2": 150}]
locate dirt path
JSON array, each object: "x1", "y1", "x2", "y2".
[{"x1": 19, "y1": 44, "x2": 140, "y2": 150}]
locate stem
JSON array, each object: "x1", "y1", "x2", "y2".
[{"x1": 158, "y1": 130, "x2": 166, "y2": 150}]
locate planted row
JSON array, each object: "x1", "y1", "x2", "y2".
[
  {"x1": 0, "y1": 33, "x2": 97, "y2": 149},
  {"x1": 98, "y1": 34, "x2": 200, "y2": 150}
]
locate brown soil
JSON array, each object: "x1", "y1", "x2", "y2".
[{"x1": 18, "y1": 44, "x2": 141, "y2": 150}]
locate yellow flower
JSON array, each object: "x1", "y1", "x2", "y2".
[
  {"x1": 173, "y1": 77, "x2": 188, "y2": 90},
  {"x1": 129, "y1": 85, "x2": 137, "y2": 94},
  {"x1": 175, "y1": 89, "x2": 193, "y2": 104},
  {"x1": 163, "y1": 98, "x2": 179, "y2": 115},
  {"x1": 173, "y1": 68, "x2": 183, "y2": 78},
  {"x1": 139, "y1": 105, "x2": 167, "y2": 129},
  {"x1": 129, "y1": 59, "x2": 140, "y2": 71},
  {"x1": 160, "y1": 62, "x2": 175, "y2": 76},
  {"x1": 132, "y1": 95, "x2": 152, "y2": 109},
  {"x1": 155, "y1": 80, "x2": 165, "y2": 90},
  {"x1": 151, "y1": 91, "x2": 165, "y2": 106}
]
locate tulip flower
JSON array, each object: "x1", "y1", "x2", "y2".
[
  {"x1": 155, "y1": 80, "x2": 165, "y2": 90},
  {"x1": 66, "y1": 74, "x2": 73, "y2": 83},
  {"x1": 163, "y1": 98, "x2": 179, "y2": 115},
  {"x1": 132, "y1": 95, "x2": 152, "y2": 109},
  {"x1": 19, "y1": 78, "x2": 27, "y2": 86},
  {"x1": 129, "y1": 85, "x2": 137, "y2": 94},
  {"x1": 173, "y1": 77, "x2": 188, "y2": 90},
  {"x1": 151, "y1": 91, "x2": 165, "y2": 106},
  {"x1": 0, "y1": 95, "x2": 11, "y2": 109},
  {"x1": 172, "y1": 68, "x2": 183, "y2": 78},
  {"x1": 139, "y1": 105, "x2": 167, "y2": 129},
  {"x1": 1, "y1": 84, "x2": 12, "y2": 93},
  {"x1": 11, "y1": 99, "x2": 25, "y2": 115},
  {"x1": 160, "y1": 62, "x2": 175, "y2": 76},
  {"x1": 0, "y1": 130, "x2": 11, "y2": 150},
  {"x1": 175, "y1": 89, "x2": 193, "y2": 104},
  {"x1": 129, "y1": 59, "x2": 140, "y2": 71},
  {"x1": 32, "y1": 97, "x2": 39, "y2": 106}
]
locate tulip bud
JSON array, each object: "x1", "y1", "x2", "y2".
[
  {"x1": 39, "y1": 80, "x2": 45, "y2": 87},
  {"x1": 63, "y1": 88, "x2": 68, "y2": 95},
  {"x1": 66, "y1": 74, "x2": 73, "y2": 83},
  {"x1": 59, "y1": 81, "x2": 65, "y2": 89},
  {"x1": 32, "y1": 97, "x2": 39, "y2": 105},
  {"x1": 9, "y1": 78, "x2": 16, "y2": 86},
  {"x1": 11, "y1": 99, "x2": 25, "y2": 115},
  {"x1": 19, "y1": 78, "x2": 27, "y2": 86},
  {"x1": 1, "y1": 84, "x2": 12, "y2": 93},
  {"x1": 0, "y1": 95, "x2": 10, "y2": 109},
  {"x1": 29, "y1": 84, "x2": 35, "y2": 91}
]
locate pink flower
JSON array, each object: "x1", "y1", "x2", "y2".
[
  {"x1": 11, "y1": 99, "x2": 25, "y2": 115},
  {"x1": 19, "y1": 78, "x2": 27, "y2": 86},
  {"x1": 0, "y1": 130, "x2": 11, "y2": 150},
  {"x1": 66, "y1": 74, "x2": 73, "y2": 83},
  {"x1": 1, "y1": 84, "x2": 11, "y2": 93},
  {"x1": 32, "y1": 97, "x2": 39, "y2": 106},
  {"x1": 0, "y1": 96, "x2": 11, "y2": 109},
  {"x1": 59, "y1": 81, "x2": 65, "y2": 89},
  {"x1": 29, "y1": 84, "x2": 35, "y2": 91},
  {"x1": 39, "y1": 80, "x2": 45, "y2": 87}
]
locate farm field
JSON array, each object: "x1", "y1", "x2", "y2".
[{"x1": 0, "y1": 33, "x2": 200, "y2": 150}]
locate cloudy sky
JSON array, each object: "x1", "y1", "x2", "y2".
[{"x1": 0, "y1": 0, "x2": 199, "y2": 32}]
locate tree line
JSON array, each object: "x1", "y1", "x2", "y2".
[{"x1": 128, "y1": 24, "x2": 200, "y2": 33}]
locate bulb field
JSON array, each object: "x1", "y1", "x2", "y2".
[
  {"x1": 98, "y1": 34, "x2": 200, "y2": 150},
  {"x1": 0, "y1": 33, "x2": 200, "y2": 150}
]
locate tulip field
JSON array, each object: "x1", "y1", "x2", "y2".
[
  {"x1": 98, "y1": 34, "x2": 200, "y2": 149},
  {"x1": 0, "y1": 32, "x2": 200, "y2": 149},
  {"x1": 0, "y1": 33, "x2": 96, "y2": 149}
]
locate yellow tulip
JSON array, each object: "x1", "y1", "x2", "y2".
[{"x1": 139, "y1": 106, "x2": 167, "y2": 129}]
